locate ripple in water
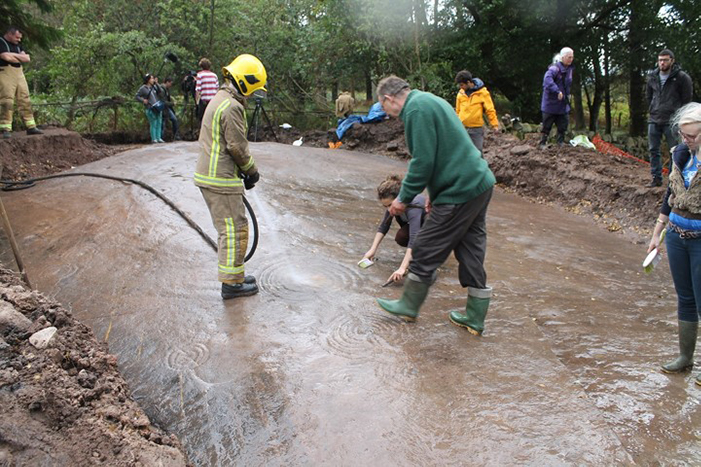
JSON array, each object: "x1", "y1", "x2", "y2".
[
  {"x1": 323, "y1": 310, "x2": 413, "y2": 358},
  {"x1": 256, "y1": 254, "x2": 362, "y2": 302},
  {"x1": 322, "y1": 308, "x2": 418, "y2": 403},
  {"x1": 166, "y1": 343, "x2": 210, "y2": 371}
]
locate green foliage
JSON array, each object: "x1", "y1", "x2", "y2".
[
  {"x1": 13, "y1": 0, "x2": 701, "y2": 136},
  {"x1": 0, "y1": 0, "x2": 61, "y2": 49}
]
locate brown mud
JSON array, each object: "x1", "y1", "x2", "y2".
[
  {"x1": 0, "y1": 267, "x2": 188, "y2": 465},
  {"x1": 0, "y1": 128, "x2": 128, "y2": 180}
]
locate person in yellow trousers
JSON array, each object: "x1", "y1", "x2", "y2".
[
  {"x1": 0, "y1": 26, "x2": 43, "y2": 139},
  {"x1": 335, "y1": 90, "x2": 355, "y2": 120},
  {"x1": 194, "y1": 54, "x2": 267, "y2": 299},
  {"x1": 454, "y1": 70, "x2": 498, "y2": 156}
]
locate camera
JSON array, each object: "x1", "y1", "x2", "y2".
[{"x1": 181, "y1": 71, "x2": 197, "y2": 101}]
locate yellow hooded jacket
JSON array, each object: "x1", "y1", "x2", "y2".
[{"x1": 455, "y1": 86, "x2": 498, "y2": 129}]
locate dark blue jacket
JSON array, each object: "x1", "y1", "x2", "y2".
[
  {"x1": 647, "y1": 64, "x2": 693, "y2": 125},
  {"x1": 540, "y1": 62, "x2": 573, "y2": 115}
]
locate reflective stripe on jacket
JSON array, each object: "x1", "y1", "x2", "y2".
[
  {"x1": 455, "y1": 87, "x2": 498, "y2": 129},
  {"x1": 194, "y1": 85, "x2": 257, "y2": 193}
]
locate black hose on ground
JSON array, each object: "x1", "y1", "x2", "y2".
[{"x1": 0, "y1": 173, "x2": 258, "y2": 262}]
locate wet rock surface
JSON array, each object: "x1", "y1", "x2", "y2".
[
  {"x1": 0, "y1": 268, "x2": 188, "y2": 466},
  {"x1": 0, "y1": 129, "x2": 697, "y2": 465},
  {"x1": 266, "y1": 120, "x2": 664, "y2": 242},
  {"x1": 0, "y1": 140, "x2": 698, "y2": 465}
]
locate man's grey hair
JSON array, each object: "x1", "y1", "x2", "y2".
[
  {"x1": 377, "y1": 76, "x2": 411, "y2": 99},
  {"x1": 553, "y1": 47, "x2": 574, "y2": 64},
  {"x1": 670, "y1": 102, "x2": 701, "y2": 131}
]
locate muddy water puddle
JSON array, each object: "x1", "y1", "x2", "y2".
[{"x1": 1, "y1": 142, "x2": 699, "y2": 465}]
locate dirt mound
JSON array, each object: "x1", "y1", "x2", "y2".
[
  {"x1": 0, "y1": 267, "x2": 189, "y2": 465},
  {"x1": 483, "y1": 132, "x2": 662, "y2": 242},
  {"x1": 261, "y1": 118, "x2": 409, "y2": 156},
  {"x1": 0, "y1": 128, "x2": 123, "y2": 180}
]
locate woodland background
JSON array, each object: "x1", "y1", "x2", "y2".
[{"x1": 2, "y1": 0, "x2": 700, "y2": 139}]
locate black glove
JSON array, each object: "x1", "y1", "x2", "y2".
[{"x1": 243, "y1": 171, "x2": 260, "y2": 190}]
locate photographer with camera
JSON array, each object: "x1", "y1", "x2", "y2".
[
  {"x1": 160, "y1": 77, "x2": 180, "y2": 141},
  {"x1": 194, "y1": 54, "x2": 267, "y2": 299},
  {"x1": 135, "y1": 73, "x2": 164, "y2": 143}
]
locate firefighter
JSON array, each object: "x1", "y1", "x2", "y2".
[
  {"x1": 194, "y1": 54, "x2": 267, "y2": 299},
  {"x1": 0, "y1": 26, "x2": 43, "y2": 139}
]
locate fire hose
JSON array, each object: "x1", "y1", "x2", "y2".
[{"x1": 0, "y1": 173, "x2": 259, "y2": 285}]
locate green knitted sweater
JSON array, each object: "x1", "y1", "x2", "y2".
[{"x1": 398, "y1": 90, "x2": 495, "y2": 205}]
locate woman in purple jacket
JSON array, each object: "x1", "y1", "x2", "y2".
[
  {"x1": 539, "y1": 47, "x2": 574, "y2": 148},
  {"x1": 362, "y1": 175, "x2": 427, "y2": 284}
]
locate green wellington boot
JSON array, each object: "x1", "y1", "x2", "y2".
[
  {"x1": 449, "y1": 286, "x2": 492, "y2": 335},
  {"x1": 661, "y1": 320, "x2": 698, "y2": 373},
  {"x1": 376, "y1": 273, "x2": 430, "y2": 322}
]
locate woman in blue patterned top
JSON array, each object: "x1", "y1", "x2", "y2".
[{"x1": 649, "y1": 102, "x2": 701, "y2": 385}]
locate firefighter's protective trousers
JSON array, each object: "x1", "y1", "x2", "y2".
[
  {"x1": 200, "y1": 188, "x2": 249, "y2": 284},
  {"x1": 0, "y1": 65, "x2": 37, "y2": 131}
]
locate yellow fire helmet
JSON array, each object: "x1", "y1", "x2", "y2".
[{"x1": 222, "y1": 54, "x2": 267, "y2": 96}]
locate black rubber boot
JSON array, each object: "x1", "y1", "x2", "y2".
[
  {"x1": 26, "y1": 127, "x2": 43, "y2": 135},
  {"x1": 661, "y1": 320, "x2": 697, "y2": 373},
  {"x1": 556, "y1": 132, "x2": 565, "y2": 146},
  {"x1": 646, "y1": 177, "x2": 663, "y2": 188},
  {"x1": 221, "y1": 281, "x2": 259, "y2": 299},
  {"x1": 376, "y1": 273, "x2": 430, "y2": 322},
  {"x1": 2, "y1": 130, "x2": 10, "y2": 139}
]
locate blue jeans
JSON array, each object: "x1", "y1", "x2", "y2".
[
  {"x1": 666, "y1": 229, "x2": 701, "y2": 322},
  {"x1": 648, "y1": 123, "x2": 677, "y2": 180},
  {"x1": 161, "y1": 107, "x2": 179, "y2": 139}
]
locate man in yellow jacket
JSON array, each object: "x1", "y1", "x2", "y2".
[
  {"x1": 194, "y1": 54, "x2": 267, "y2": 299},
  {"x1": 455, "y1": 70, "x2": 499, "y2": 156}
]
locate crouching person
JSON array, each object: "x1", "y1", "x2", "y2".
[{"x1": 375, "y1": 75, "x2": 496, "y2": 334}]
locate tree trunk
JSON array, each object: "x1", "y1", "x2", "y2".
[
  {"x1": 365, "y1": 69, "x2": 373, "y2": 101},
  {"x1": 331, "y1": 82, "x2": 338, "y2": 102},
  {"x1": 588, "y1": 51, "x2": 605, "y2": 132},
  {"x1": 628, "y1": 0, "x2": 647, "y2": 137},
  {"x1": 572, "y1": 68, "x2": 585, "y2": 130},
  {"x1": 209, "y1": 0, "x2": 215, "y2": 56},
  {"x1": 65, "y1": 95, "x2": 79, "y2": 130},
  {"x1": 413, "y1": 0, "x2": 425, "y2": 89},
  {"x1": 604, "y1": 40, "x2": 612, "y2": 134}
]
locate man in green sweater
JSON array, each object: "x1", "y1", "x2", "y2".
[{"x1": 376, "y1": 75, "x2": 496, "y2": 335}]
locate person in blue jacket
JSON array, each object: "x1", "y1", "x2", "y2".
[{"x1": 539, "y1": 47, "x2": 574, "y2": 148}]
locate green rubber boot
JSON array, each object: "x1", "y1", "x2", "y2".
[
  {"x1": 376, "y1": 273, "x2": 430, "y2": 322},
  {"x1": 661, "y1": 320, "x2": 697, "y2": 373},
  {"x1": 449, "y1": 286, "x2": 492, "y2": 335}
]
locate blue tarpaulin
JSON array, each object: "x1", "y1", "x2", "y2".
[{"x1": 335, "y1": 102, "x2": 387, "y2": 140}]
